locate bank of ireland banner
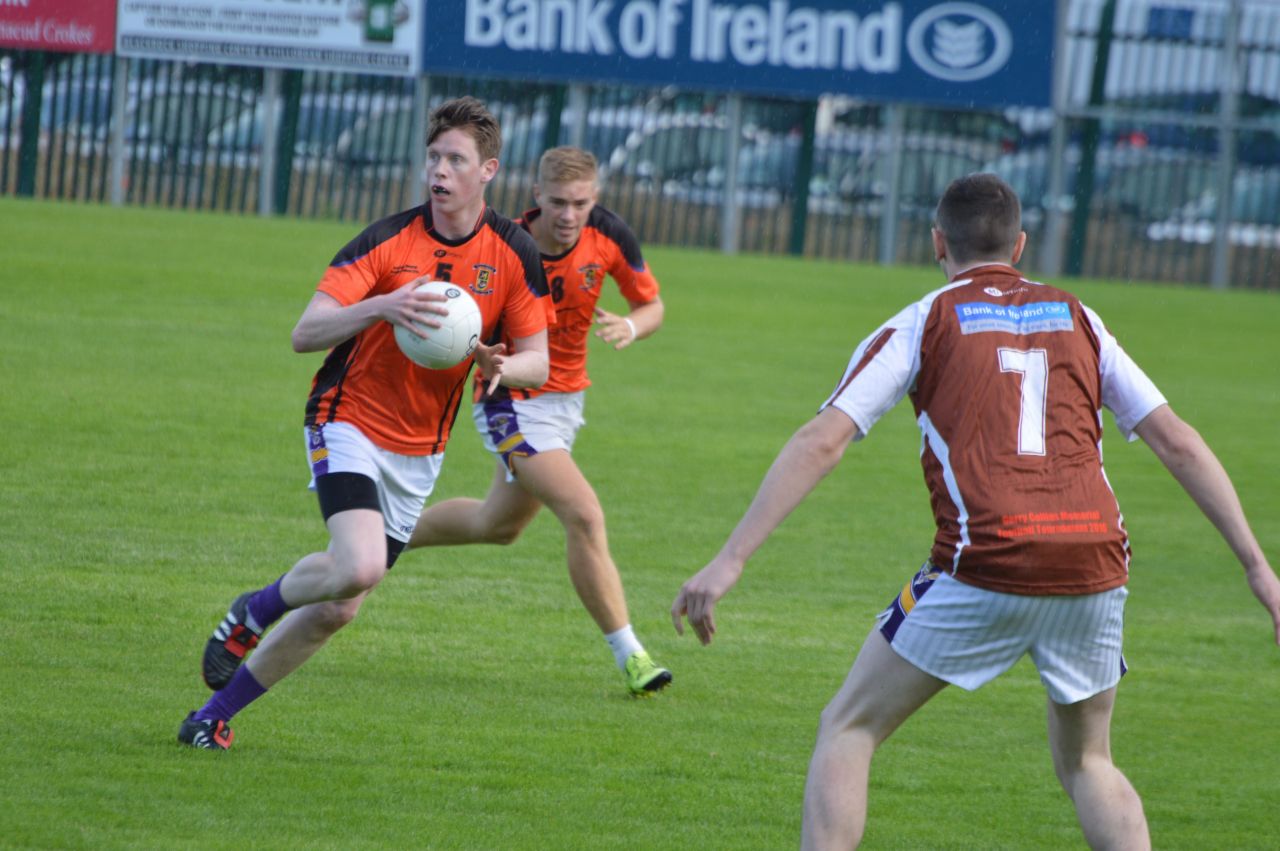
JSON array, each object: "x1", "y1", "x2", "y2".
[
  {"x1": 116, "y1": 0, "x2": 421, "y2": 76},
  {"x1": 424, "y1": 0, "x2": 1054, "y2": 108}
]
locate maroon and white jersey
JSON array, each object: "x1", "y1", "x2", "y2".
[{"x1": 822, "y1": 265, "x2": 1166, "y2": 596}]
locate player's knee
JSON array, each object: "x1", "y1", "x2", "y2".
[
  {"x1": 816, "y1": 704, "x2": 848, "y2": 741},
  {"x1": 332, "y1": 553, "x2": 385, "y2": 598},
  {"x1": 311, "y1": 598, "x2": 363, "y2": 633},
  {"x1": 1053, "y1": 751, "x2": 1114, "y2": 793},
  {"x1": 482, "y1": 518, "x2": 525, "y2": 546},
  {"x1": 815, "y1": 698, "x2": 877, "y2": 747},
  {"x1": 559, "y1": 498, "x2": 606, "y2": 540}
]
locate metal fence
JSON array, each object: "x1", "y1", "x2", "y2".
[{"x1": 2, "y1": 0, "x2": 1278, "y2": 289}]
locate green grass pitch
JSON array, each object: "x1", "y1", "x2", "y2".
[{"x1": 1, "y1": 196, "x2": 1277, "y2": 849}]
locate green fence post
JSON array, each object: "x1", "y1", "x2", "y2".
[
  {"x1": 17, "y1": 51, "x2": 46, "y2": 197},
  {"x1": 788, "y1": 100, "x2": 818, "y2": 256},
  {"x1": 273, "y1": 69, "x2": 302, "y2": 215},
  {"x1": 1065, "y1": 0, "x2": 1116, "y2": 277},
  {"x1": 542, "y1": 84, "x2": 566, "y2": 154}
]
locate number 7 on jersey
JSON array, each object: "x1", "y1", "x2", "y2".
[{"x1": 998, "y1": 347, "x2": 1048, "y2": 456}]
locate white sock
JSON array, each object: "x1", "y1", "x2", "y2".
[{"x1": 604, "y1": 625, "x2": 643, "y2": 670}]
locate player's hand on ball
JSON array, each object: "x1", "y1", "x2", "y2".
[
  {"x1": 672, "y1": 556, "x2": 744, "y2": 646},
  {"x1": 474, "y1": 341, "x2": 507, "y2": 395},
  {"x1": 387, "y1": 277, "x2": 448, "y2": 337},
  {"x1": 593, "y1": 307, "x2": 636, "y2": 350}
]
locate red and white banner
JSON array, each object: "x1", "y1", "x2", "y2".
[{"x1": 0, "y1": 0, "x2": 117, "y2": 54}]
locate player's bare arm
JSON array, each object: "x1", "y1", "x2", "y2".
[
  {"x1": 1134, "y1": 403, "x2": 1280, "y2": 643},
  {"x1": 594, "y1": 296, "x2": 664, "y2": 351},
  {"x1": 475, "y1": 330, "x2": 549, "y2": 395},
  {"x1": 291, "y1": 278, "x2": 448, "y2": 353},
  {"x1": 672, "y1": 407, "x2": 860, "y2": 645}
]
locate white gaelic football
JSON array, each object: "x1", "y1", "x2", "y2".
[{"x1": 393, "y1": 281, "x2": 482, "y2": 369}]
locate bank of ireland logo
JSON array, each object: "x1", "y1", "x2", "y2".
[{"x1": 907, "y1": 3, "x2": 1013, "y2": 83}]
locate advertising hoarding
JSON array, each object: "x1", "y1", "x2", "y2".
[
  {"x1": 1, "y1": 0, "x2": 116, "y2": 54},
  {"x1": 116, "y1": 0, "x2": 421, "y2": 76},
  {"x1": 423, "y1": 0, "x2": 1054, "y2": 108}
]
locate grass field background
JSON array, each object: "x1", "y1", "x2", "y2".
[{"x1": 1, "y1": 196, "x2": 1277, "y2": 849}]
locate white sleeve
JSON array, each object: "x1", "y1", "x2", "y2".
[
  {"x1": 820, "y1": 300, "x2": 926, "y2": 441},
  {"x1": 1083, "y1": 305, "x2": 1167, "y2": 441}
]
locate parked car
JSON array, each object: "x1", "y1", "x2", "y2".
[
  {"x1": 499, "y1": 106, "x2": 644, "y2": 169},
  {"x1": 608, "y1": 117, "x2": 1000, "y2": 217},
  {"x1": 1145, "y1": 168, "x2": 1280, "y2": 247},
  {"x1": 204, "y1": 92, "x2": 367, "y2": 167},
  {"x1": 0, "y1": 74, "x2": 113, "y2": 142},
  {"x1": 605, "y1": 112, "x2": 738, "y2": 188},
  {"x1": 332, "y1": 98, "x2": 635, "y2": 179},
  {"x1": 72, "y1": 79, "x2": 258, "y2": 166},
  {"x1": 811, "y1": 129, "x2": 999, "y2": 216},
  {"x1": 982, "y1": 142, "x2": 1219, "y2": 226}
]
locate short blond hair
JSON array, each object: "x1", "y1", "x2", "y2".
[{"x1": 538, "y1": 146, "x2": 599, "y2": 184}]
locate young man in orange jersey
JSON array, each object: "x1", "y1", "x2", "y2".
[
  {"x1": 672, "y1": 174, "x2": 1280, "y2": 848},
  {"x1": 408, "y1": 146, "x2": 672, "y2": 696},
  {"x1": 179, "y1": 97, "x2": 551, "y2": 749}
]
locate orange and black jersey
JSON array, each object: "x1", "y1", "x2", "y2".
[
  {"x1": 495, "y1": 204, "x2": 658, "y2": 399},
  {"x1": 305, "y1": 203, "x2": 549, "y2": 455}
]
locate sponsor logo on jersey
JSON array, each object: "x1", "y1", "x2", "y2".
[
  {"x1": 471, "y1": 264, "x2": 496, "y2": 295},
  {"x1": 907, "y1": 3, "x2": 1013, "y2": 83},
  {"x1": 984, "y1": 285, "x2": 1031, "y2": 297},
  {"x1": 955, "y1": 301, "x2": 1074, "y2": 335}
]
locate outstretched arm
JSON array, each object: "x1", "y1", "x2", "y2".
[
  {"x1": 1134, "y1": 404, "x2": 1280, "y2": 644},
  {"x1": 671, "y1": 407, "x2": 860, "y2": 645}
]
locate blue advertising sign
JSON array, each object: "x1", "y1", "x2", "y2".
[{"x1": 423, "y1": 0, "x2": 1054, "y2": 108}]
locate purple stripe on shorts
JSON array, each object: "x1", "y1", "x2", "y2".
[
  {"x1": 307, "y1": 425, "x2": 330, "y2": 477},
  {"x1": 482, "y1": 391, "x2": 537, "y2": 470},
  {"x1": 878, "y1": 562, "x2": 942, "y2": 642}
]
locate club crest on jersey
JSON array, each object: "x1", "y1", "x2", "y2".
[
  {"x1": 471, "y1": 264, "x2": 496, "y2": 296},
  {"x1": 578, "y1": 264, "x2": 603, "y2": 291}
]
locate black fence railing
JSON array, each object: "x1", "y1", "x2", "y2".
[{"x1": 2, "y1": 40, "x2": 1278, "y2": 290}]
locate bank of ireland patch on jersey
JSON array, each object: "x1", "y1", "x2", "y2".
[{"x1": 955, "y1": 301, "x2": 1074, "y2": 336}]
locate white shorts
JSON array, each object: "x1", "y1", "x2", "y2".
[
  {"x1": 304, "y1": 421, "x2": 444, "y2": 542},
  {"x1": 878, "y1": 565, "x2": 1128, "y2": 705},
  {"x1": 472, "y1": 390, "x2": 586, "y2": 482}
]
